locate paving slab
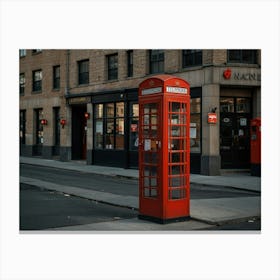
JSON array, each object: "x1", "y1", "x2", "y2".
[
  {"x1": 190, "y1": 197, "x2": 261, "y2": 224},
  {"x1": 47, "y1": 217, "x2": 211, "y2": 231}
]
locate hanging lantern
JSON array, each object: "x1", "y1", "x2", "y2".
[
  {"x1": 40, "y1": 119, "x2": 48, "y2": 125},
  {"x1": 84, "y1": 112, "x2": 90, "y2": 120},
  {"x1": 60, "y1": 119, "x2": 66, "y2": 128}
]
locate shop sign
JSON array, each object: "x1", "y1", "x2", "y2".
[
  {"x1": 142, "y1": 87, "x2": 162, "y2": 95},
  {"x1": 68, "y1": 96, "x2": 91, "y2": 105},
  {"x1": 223, "y1": 68, "x2": 261, "y2": 81},
  {"x1": 166, "y1": 86, "x2": 188, "y2": 94},
  {"x1": 223, "y1": 69, "x2": 232, "y2": 79},
  {"x1": 208, "y1": 113, "x2": 217, "y2": 124},
  {"x1": 233, "y1": 72, "x2": 261, "y2": 81}
]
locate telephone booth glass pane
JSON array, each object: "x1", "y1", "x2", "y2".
[
  {"x1": 168, "y1": 102, "x2": 188, "y2": 200},
  {"x1": 141, "y1": 102, "x2": 160, "y2": 199}
]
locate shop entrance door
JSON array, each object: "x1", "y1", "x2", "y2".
[
  {"x1": 139, "y1": 98, "x2": 162, "y2": 217},
  {"x1": 72, "y1": 105, "x2": 87, "y2": 160},
  {"x1": 220, "y1": 97, "x2": 251, "y2": 169}
]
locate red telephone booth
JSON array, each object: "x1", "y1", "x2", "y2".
[
  {"x1": 250, "y1": 117, "x2": 261, "y2": 177},
  {"x1": 138, "y1": 75, "x2": 190, "y2": 223}
]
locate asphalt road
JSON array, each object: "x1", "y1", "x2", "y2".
[
  {"x1": 20, "y1": 164, "x2": 259, "y2": 200},
  {"x1": 20, "y1": 183, "x2": 138, "y2": 230}
]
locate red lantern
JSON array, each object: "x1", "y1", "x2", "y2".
[
  {"x1": 40, "y1": 119, "x2": 48, "y2": 125},
  {"x1": 84, "y1": 112, "x2": 90, "y2": 120},
  {"x1": 60, "y1": 119, "x2": 66, "y2": 128}
]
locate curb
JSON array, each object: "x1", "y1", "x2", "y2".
[
  {"x1": 21, "y1": 161, "x2": 260, "y2": 192},
  {"x1": 190, "y1": 181, "x2": 261, "y2": 194}
]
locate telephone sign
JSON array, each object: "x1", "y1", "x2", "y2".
[
  {"x1": 138, "y1": 75, "x2": 190, "y2": 224},
  {"x1": 208, "y1": 113, "x2": 217, "y2": 124}
]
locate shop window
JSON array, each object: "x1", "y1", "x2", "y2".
[
  {"x1": 127, "y1": 50, "x2": 133, "y2": 77},
  {"x1": 227, "y1": 50, "x2": 257, "y2": 64},
  {"x1": 107, "y1": 54, "x2": 118, "y2": 80},
  {"x1": 53, "y1": 65, "x2": 60, "y2": 89},
  {"x1": 182, "y1": 50, "x2": 202, "y2": 68},
  {"x1": 32, "y1": 69, "x2": 42, "y2": 92},
  {"x1": 94, "y1": 104, "x2": 104, "y2": 149},
  {"x1": 94, "y1": 102, "x2": 125, "y2": 150},
  {"x1": 190, "y1": 97, "x2": 201, "y2": 153},
  {"x1": 20, "y1": 73, "x2": 25, "y2": 95},
  {"x1": 236, "y1": 98, "x2": 251, "y2": 113},
  {"x1": 78, "y1": 59, "x2": 89, "y2": 85},
  {"x1": 220, "y1": 97, "x2": 234, "y2": 112},
  {"x1": 129, "y1": 103, "x2": 139, "y2": 151},
  {"x1": 149, "y1": 50, "x2": 164, "y2": 74}
]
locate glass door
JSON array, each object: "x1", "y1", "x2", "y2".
[
  {"x1": 220, "y1": 97, "x2": 251, "y2": 168},
  {"x1": 139, "y1": 99, "x2": 161, "y2": 200},
  {"x1": 167, "y1": 101, "x2": 189, "y2": 200}
]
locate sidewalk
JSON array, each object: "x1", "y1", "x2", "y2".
[
  {"x1": 20, "y1": 156, "x2": 261, "y2": 230},
  {"x1": 20, "y1": 156, "x2": 261, "y2": 192}
]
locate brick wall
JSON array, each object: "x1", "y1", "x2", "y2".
[{"x1": 20, "y1": 50, "x2": 67, "y2": 147}]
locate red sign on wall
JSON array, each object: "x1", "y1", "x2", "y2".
[
  {"x1": 208, "y1": 113, "x2": 217, "y2": 124},
  {"x1": 223, "y1": 68, "x2": 232, "y2": 79}
]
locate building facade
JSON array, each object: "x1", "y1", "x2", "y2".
[{"x1": 19, "y1": 49, "x2": 261, "y2": 175}]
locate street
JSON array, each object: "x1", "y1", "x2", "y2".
[
  {"x1": 20, "y1": 183, "x2": 138, "y2": 230},
  {"x1": 20, "y1": 163, "x2": 261, "y2": 231},
  {"x1": 20, "y1": 164, "x2": 259, "y2": 199}
]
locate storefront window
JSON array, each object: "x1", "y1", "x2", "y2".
[
  {"x1": 129, "y1": 103, "x2": 139, "y2": 151},
  {"x1": 105, "y1": 118, "x2": 115, "y2": 149},
  {"x1": 236, "y1": 98, "x2": 251, "y2": 113},
  {"x1": 94, "y1": 102, "x2": 125, "y2": 150},
  {"x1": 94, "y1": 104, "x2": 103, "y2": 149},
  {"x1": 190, "y1": 97, "x2": 201, "y2": 153},
  {"x1": 220, "y1": 98, "x2": 234, "y2": 112}
]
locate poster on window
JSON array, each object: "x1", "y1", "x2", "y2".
[
  {"x1": 144, "y1": 139, "x2": 151, "y2": 151},
  {"x1": 240, "y1": 118, "x2": 247, "y2": 126},
  {"x1": 96, "y1": 121, "x2": 103, "y2": 133},
  {"x1": 190, "y1": 123, "x2": 197, "y2": 138}
]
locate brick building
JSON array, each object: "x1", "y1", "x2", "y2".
[{"x1": 19, "y1": 49, "x2": 261, "y2": 175}]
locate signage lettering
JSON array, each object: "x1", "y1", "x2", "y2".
[
  {"x1": 141, "y1": 87, "x2": 162, "y2": 95},
  {"x1": 68, "y1": 97, "x2": 91, "y2": 104},
  {"x1": 166, "y1": 86, "x2": 188, "y2": 94},
  {"x1": 233, "y1": 73, "x2": 261, "y2": 81}
]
